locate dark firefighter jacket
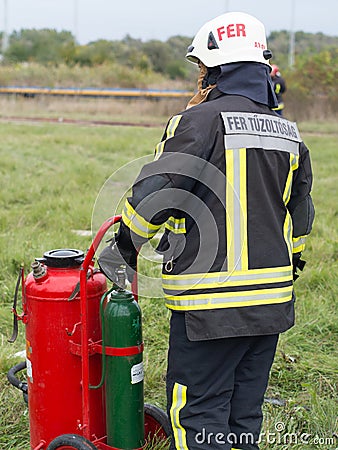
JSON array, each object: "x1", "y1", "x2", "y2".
[{"x1": 115, "y1": 89, "x2": 314, "y2": 339}]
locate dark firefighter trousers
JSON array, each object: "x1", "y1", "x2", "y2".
[{"x1": 166, "y1": 312, "x2": 279, "y2": 450}]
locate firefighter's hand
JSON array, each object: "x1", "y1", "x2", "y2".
[
  {"x1": 292, "y1": 252, "x2": 306, "y2": 281},
  {"x1": 98, "y1": 242, "x2": 136, "y2": 284}
]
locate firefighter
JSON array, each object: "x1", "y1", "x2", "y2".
[
  {"x1": 99, "y1": 11, "x2": 314, "y2": 450},
  {"x1": 271, "y1": 64, "x2": 287, "y2": 115}
]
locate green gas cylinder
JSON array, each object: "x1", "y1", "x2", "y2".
[{"x1": 102, "y1": 285, "x2": 144, "y2": 449}]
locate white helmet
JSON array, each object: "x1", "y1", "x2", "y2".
[{"x1": 186, "y1": 12, "x2": 271, "y2": 67}]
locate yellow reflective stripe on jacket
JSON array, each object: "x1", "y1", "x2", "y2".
[
  {"x1": 226, "y1": 148, "x2": 234, "y2": 268},
  {"x1": 293, "y1": 235, "x2": 306, "y2": 253},
  {"x1": 170, "y1": 383, "x2": 188, "y2": 450},
  {"x1": 162, "y1": 266, "x2": 293, "y2": 291},
  {"x1": 225, "y1": 148, "x2": 248, "y2": 272},
  {"x1": 154, "y1": 114, "x2": 182, "y2": 160},
  {"x1": 283, "y1": 212, "x2": 293, "y2": 262},
  {"x1": 122, "y1": 199, "x2": 161, "y2": 239},
  {"x1": 239, "y1": 148, "x2": 248, "y2": 270},
  {"x1": 283, "y1": 153, "x2": 299, "y2": 261},
  {"x1": 165, "y1": 216, "x2": 186, "y2": 234},
  {"x1": 284, "y1": 153, "x2": 299, "y2": 206},
  {"x1": 165, "y1": 285, "x2": 293, "y2": 311}
]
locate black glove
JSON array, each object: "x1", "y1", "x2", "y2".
[
  {"x1": 292, "y1": 252, "x2": 306, "y2": 281},
  {"x1": 98, "y1": 238, "x2": 136, "y2": 285}
]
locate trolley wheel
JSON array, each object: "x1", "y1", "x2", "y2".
[
  {"x1": 47, "y1": 434, "x2": 98, "y2": 450},
  {"x1": 144, "y1": 403, "x2": 171, "y2": 442}
]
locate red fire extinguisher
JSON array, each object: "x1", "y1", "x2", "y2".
[
  {"x1": 21, "y1": 248, "x2": 107, "y2": 449},
  {"x1": 7, "y1": 216, "x2": 170, "y2": 450}
]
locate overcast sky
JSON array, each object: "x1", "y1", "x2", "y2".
[{"x1": 1, "y1": 0, "x2": 337, "y2": 44}]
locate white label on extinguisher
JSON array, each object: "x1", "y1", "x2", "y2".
[
  {"x1": 26, "y1": 358, "x2": 33, "y2": 382},
  {"x1": 131, "y1": 362, "x2": 144, "y2": 384}
]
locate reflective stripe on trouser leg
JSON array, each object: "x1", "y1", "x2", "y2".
[
  {"x1": 167, "y1": 313, "x2": 237, "y2": 450},
  {"x1": 166, "y1": 313, "x2": 278, "y2": 449},
  {"x1": 170, "y1": 382, "x2": 188, "y2": 449}
]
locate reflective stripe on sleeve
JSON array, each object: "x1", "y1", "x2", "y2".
[
  {"x1": 122, "y1": 199, "x2": 161, "y2": 239},
  {"x1": 293, "y1": 235, "x2": 306, "y2": 253},
  {"x1": 165, "y1": 216, "x2": 186, "y2": 234}
]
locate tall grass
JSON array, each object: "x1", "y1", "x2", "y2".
[
  {"x1": 0, "y1": 95, "x2": 189, "y2": 126},
  {"x1": 0, "y1": 112, "x2": 337, "y2": 449},
  {"x1": 0, "y1": 62, "x2": 194, "y2": 90}
]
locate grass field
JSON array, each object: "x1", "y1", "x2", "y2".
[{"x1": 0, "y1": 103, "x2": 337, "y2": 450}]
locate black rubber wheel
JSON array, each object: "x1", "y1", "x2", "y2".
[
  {"x1": 144, "y1": 403, "x2": 171, "y2": 440},
  {"x1": 47, "y1": 434, "x2": 98, "y2": 450}
]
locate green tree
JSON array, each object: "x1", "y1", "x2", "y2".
[
  {"x1": 142, "y1": 39, "x2": 171, "y2": 73},
  {"x1": 267, "y1": 30, "x2": 338, "y2": 71},
  {"x1": 5, "y1": 29, "x2": 75, "y2": 64}
]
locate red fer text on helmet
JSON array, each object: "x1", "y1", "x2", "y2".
[{"x1": 217, "y1": 23, "x2": 246, "y2": 41}]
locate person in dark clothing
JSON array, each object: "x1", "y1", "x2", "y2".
[
  {"x1": 98, "y1": 12, "x2": 314, "y2": 450},
  {"x1": 271, "y1": 64, "x2": 287, "y2": 115}
]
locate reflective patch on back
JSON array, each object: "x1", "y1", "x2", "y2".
[{"x1": 221, "y1": 112, "x2": 301, "y2": 154}]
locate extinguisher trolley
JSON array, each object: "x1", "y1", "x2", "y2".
[{"x1": 7, "y1": 215, "x2": 170, "y2": 450}]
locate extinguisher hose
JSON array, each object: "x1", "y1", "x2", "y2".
[
  {"x1": 89, "y1": 290, "x2": 109, "y2": 389},
  {"x1": 7, "y1": 360, "x2": 28, "y2": 404},
  {"x1": 8, "y1": 267, "x2": 24, "y2": 343}
]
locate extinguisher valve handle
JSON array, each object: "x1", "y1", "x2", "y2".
[{"x1": 115, "y1": 266, "x2": 127, "y2": 290}]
